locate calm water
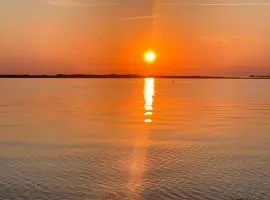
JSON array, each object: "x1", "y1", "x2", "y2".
[{"x1": 0, "y1": 78, "x2": 270, "y2": 200}]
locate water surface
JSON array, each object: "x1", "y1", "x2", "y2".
[{"x1": 0, "y1": 78, "x2": 270, "y2": 200}]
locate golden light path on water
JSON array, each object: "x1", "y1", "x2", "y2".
[
  {"x1": 127, "y1": 78, "x2": 155, "y2": 199},
  {"x1": 144, "y1": 78, "x2": 155, "y2": 123}
]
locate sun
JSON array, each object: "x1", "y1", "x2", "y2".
[{"x1": 144, "y1": 50, "x2": 156, "y2": 64}]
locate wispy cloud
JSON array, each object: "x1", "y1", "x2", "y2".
[
  {"x1": 45, "y1": 0, "x2": 119, "y2": 7},
  {"x1": 45, "y1": 1, "x2": 157, "y2": 21},
  {"x1": 119, "y1": 15, "x2": 158, "y2": 20},
  {"x1": 161, "y1": 2, "x2": 270, "y2": 6},
  {"x1": 199, "y1": 35, "x2": 250, "y2": 44}
]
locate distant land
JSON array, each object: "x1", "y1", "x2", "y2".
[{"x1": 0, "y1": 74, "x2": 269, "y2": 79}]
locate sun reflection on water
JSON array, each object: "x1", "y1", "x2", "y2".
[
  {"x1": 144, "y1": 78, "x2": 155, "y2": 123},
  {"x1": 127, "y1": 78, "x2": 155, "y2": 198}
]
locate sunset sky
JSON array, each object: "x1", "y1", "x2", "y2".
[{"x1": 1, "y1": 0, "x2": 270, "y2": 75}]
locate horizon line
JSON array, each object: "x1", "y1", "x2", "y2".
[{"x1": 0, "y1": 74, "x2": 269, "y2": 79}]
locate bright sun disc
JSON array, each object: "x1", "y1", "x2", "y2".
[{"x1": 144, "y1": 50, "x2": 156, "y2": 64}]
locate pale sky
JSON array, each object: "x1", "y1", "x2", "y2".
[{"x1": 1, "y1": 0, "x2": 270, "y2": 75}]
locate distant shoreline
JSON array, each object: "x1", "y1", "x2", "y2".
[{"x1": 0, "y1": 74, "x2": 269, "y2": 79}]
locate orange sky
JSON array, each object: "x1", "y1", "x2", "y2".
[{"x1": 1, "y1": 0, "x2": 270, "y2": 75}]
